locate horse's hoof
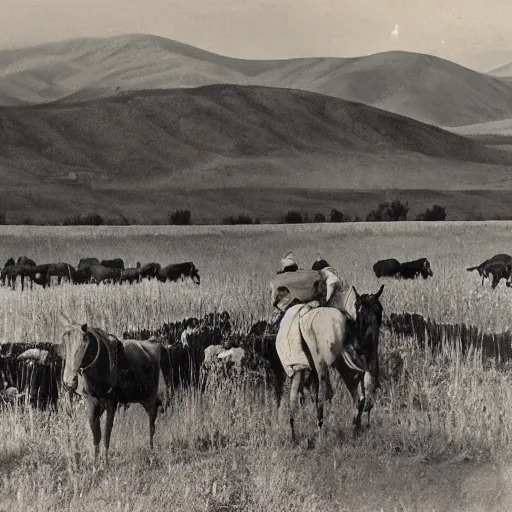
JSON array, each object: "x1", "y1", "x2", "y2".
[{"x1": 305, "y1": 437, "x2": 316, "y2": 450}]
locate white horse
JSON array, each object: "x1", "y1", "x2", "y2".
[{"x1": 276, "y1": 285, "x2": 384, "y2": 442}]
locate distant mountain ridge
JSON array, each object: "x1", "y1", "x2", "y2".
[
  {"x1": 490, "y1": 61, "x2": 512, "y2": 78},
  {"x1": 2, "y1": 34, "x2": 512, "y2": 126}
]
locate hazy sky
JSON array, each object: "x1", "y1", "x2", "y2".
[{"x1": 1, "y1": 0, "x2": 511, "y2": 71}]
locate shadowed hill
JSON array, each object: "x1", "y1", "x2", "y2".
[
  {"x1": 2, "y1": 34, "x2": 512, "y2": 126},
  {"x1": 0, "y1": 84, "x2": 511, "y2": 222},
  {"x1": 0, "y1": 84, "x2": 509, "y2": 182}
]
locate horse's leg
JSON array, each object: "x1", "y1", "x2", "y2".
[
  {"x1": 316, "y1": 362, "x2": 329, "y2": 431},
  {"x1": 352, "y1": 379, "x2": 365, "y2": 432},
  {"x1": 289, "y1": 371, "x2": 302, "y2": 442},
  {"x1": 143, "y1": 400, "x2": 159, "y2": 450},
  {"x1": 104, "y1": 399, "x2": 118, "y2": 465},
  {"x1": 87, "y1": 399, "x2": 104, "y2": 467}
]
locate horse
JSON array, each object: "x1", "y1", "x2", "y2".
[
  {"x1": 276, "y1": 284, "x2": 384, "y2": 442},
  {"x1": 58, "y1": 313, "x2": 169, "y2": 466},
  {"x1": 1, "y1": 257, "x2": 15, "y2": 287}
]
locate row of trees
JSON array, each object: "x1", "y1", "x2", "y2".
[
  {"x1": 0, "y1": 202, "x2": 447, "y2": 225},
  {"x1": 283, "y1": 201, "x2": 446, "y2": 224}
]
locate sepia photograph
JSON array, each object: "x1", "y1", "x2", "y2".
[{"x1": 0, "y1": 0, "x2": 512, "y2": 510}]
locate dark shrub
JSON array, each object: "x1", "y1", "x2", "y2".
[
  {"x1": 170, "y1": 210, "x2": 191, "y2": 225},
  {"x1": 367, "y1": 200, "x2": 409, "y2": 222},
  {"x1": 284, "y1": 211, "x2": 303, "y2": 224},
  {"x1": 416, "y1": 205, "x2": 446, "y2": 221},
  {"x1": 330, "y1": 209, "x2": 352, "y2": 222},
  {"x1": 223, "y1": 215, "x2": 253, "y2": 225}
]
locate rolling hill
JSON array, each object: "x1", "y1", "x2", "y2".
[
  {"x1": 0, "y1": 84, "x2": 511, "y2": 223},
  {"x1": 1, "y1": 34, "x2": 512, "y2": 126}
]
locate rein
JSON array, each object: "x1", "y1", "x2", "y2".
[
  {"x1": 79, "y1": 333, "x2": 100, "y2": 375},
  {"x1": 80, "y1": 328, "x2": 119, "y2": 397}
]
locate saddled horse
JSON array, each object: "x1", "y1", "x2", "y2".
[
  {"x1": 58, "y1": 314, "x2": 169, "y2": 465},
  {"x1": 276, "y1": 285, "x2": 384, "y2": 442}
]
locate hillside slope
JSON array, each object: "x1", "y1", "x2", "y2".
[
  {"x1": 0, "y1": 83, "x2": 509, "y2": 182},
  {"x1": 0, "y1": 84, "x2": 511, "y2": 223},
  {"x1": 2, "y1": 35, "x2": 512, "y2": 126}
]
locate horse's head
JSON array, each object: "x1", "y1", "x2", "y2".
[
  {"x1": 58, "y1": 312, "x2": 90, "y2": 392},
  {"x1": 352, "y1": 284, "x2": 384, "y2": 344}
]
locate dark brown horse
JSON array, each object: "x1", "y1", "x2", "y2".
[
  {"x1": 1, "y1": 258, "x2": 15, "y2": 287},
  {"x1": 275, "y1": 285, "x2": 384, "y2": 442},
  {"x1": 58, "y1": 314, "x2": 169, "y2": 466}
]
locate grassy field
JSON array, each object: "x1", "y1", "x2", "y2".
[{"x1": 2, "y1": 222, "x2": 512, "y2": 511}]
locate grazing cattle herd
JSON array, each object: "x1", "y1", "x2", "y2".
[
  {"x1": 0, "y1": 256, "x2": 201, "y2": 290},
  {"x1": 0, "y1": 250, "x2": 511, "y2": 461},
  {"x1": 372, "y1": 257, "x2": 433, "y2": 280}
]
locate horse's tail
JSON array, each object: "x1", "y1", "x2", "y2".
[{"x1": 466, "y1": 266, "x2": 480, "y2": 272}]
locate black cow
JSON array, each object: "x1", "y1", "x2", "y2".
[
  {"x1": 17, "y1": 256, "x2": 36, "y2": 267},
  {"x1": 33, "y1": 264, "x2": 53, "y2": 288},
  {"x1": 485, "y1": 261, "x2": 512, "y2": 289},
  {"x1": 162, "y1": 262, "x2": 200, "y2": 285},
  {"x1": 398, "y1": 258, "x2": 433, "y2": 279},
  {"x1": 71, "y1": 267, "x2": 92, "y2": 285},
  {"x1": 467, "y1": 254, "x2": 512, "y2": 286},
  {"x1": 90, "y1": 264, "x2": 122, "y2": 285},
  {"x1": 120, "y1": 267, "x2": 141, "y2": 285},
  {"x1": 140, "y1": 262, "x2": 161, "y2": 281},
  {"x1": 373, "y1": 258, "x2": 400, "y2": 278},
  {"x1": 35, "y1": 263, "x2": 75, "y2": 287},
  {"x1": 100, "y1": 258, "x2": 125, "y2": 270},
  {"x1": 78, "y1": 258, "x2": 100, "y2": 271}
]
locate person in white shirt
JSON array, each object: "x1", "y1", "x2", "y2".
[{"x1": 311, "y1": 255, "x2": 356, "y2": 321}]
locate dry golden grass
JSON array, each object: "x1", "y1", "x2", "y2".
[{"x1": 2, "y1": 222, "x2": 512, "y2": 511}]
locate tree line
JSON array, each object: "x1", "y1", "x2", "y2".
[{"x1": 0, "y1": 201, "x2": 452, "y2": 225}]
